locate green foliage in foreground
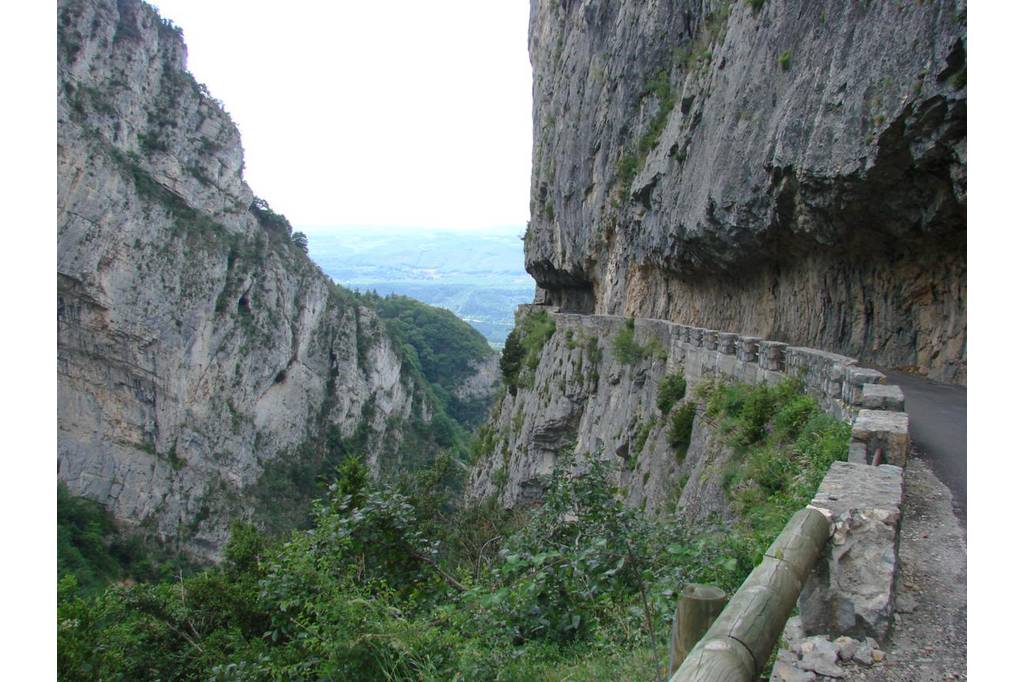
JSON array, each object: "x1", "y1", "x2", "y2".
[
  {"x1": 611, "y1": 318, "x2": 666, "y2": 365},
  {"x1": 59, "y1": 456, "x2": 724, "y2": 680},
  {"x1": 59, "y1": 379, "x2": 850, "y2": 680}
]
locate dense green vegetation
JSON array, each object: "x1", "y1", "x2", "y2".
[
  {"x1": 500, "y1": 309, "x2": 556, "y2": 391},
  {"x1": 373, "y1": 294, "x2": 494, "y2": 426},
  {"x1": 58, "y1": 483, "x2": 196, "y2": 595},
  {"x1": 667, "y1": 402, "x2": 698, "y2": 460},
  {"x1": 59, "y1": 374, "x2": 850, "y2": 680},
  {"x1": 701, "y1": 378, "x2": 852, "y2": 549},
  {"x1": 656, "y1": 372, "x2": 688, "y2": 414},
  {"x1": 611, "y1": 318, "x2": 645, "y2": 363}
]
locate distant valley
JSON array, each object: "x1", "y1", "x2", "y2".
[{"x1": 305, "y1": 225, "x2": 535, "y2": 347}]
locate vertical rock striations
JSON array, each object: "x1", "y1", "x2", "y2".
[
  {"x1": 57, "y1": 0, "x2": 491, "y2": 558},
  {"x1": 525, "y1": 0, "x2": 966, "y2": 383}
]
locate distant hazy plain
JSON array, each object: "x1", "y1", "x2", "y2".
[{"x1": 305, "y1": 226, "x2": 535, "y2": 347}]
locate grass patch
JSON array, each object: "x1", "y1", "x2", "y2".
[
  {"x1": 634, "y1": 418, "x2": 657, "y2": 454},
  {"x1": 701, "y1": 378, "x2": 851, "y2": 547}
]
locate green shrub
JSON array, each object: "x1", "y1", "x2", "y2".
[
  {"x1": 667, "y1": 402, "x2": 697, "y2": 459},
  {"x1": 500, "y1": 310, "x2": 557, "y2": 389},
  {"x1": 57, "y1": 483, "x2": 195, "y2": 594},
  {"x1": 521, "y1": 310, "x2": 557, "y2": 370},
  {"x1": 696, "y1": 378, "x2": 851, "y2": 547},
  {"x1": 656, "y1": 372, "x2": 687, "y2": 413},
  {"x1": 611, "y1": 318, "x2": 645, "y2": 364},
  {"x1": 779, "y1": 49, "x2": 792, "y2": 71},
  {"x1": 634, "y1": 418, "x2": 656, "y2": 453},
  {"x1": 734, "y1": 384, "x2": 776, "y2": 445},
  {"x1": 772, "y1": 394, "x2": 818, "y2": 438},
  {"x1": 499, "y1": 330, "x2": 524, "y2": 387}
]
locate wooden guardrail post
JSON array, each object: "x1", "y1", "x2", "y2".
[
  {"x1": 668, "y1": 584, "x2": 728, "y2": 675},
  {"x1": 672, "y1": 507, "x2": 831, "y2": 681}
]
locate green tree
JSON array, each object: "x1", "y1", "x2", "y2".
[{"x1": 499, "y1": 330, "x2": 524, "y2": 388}]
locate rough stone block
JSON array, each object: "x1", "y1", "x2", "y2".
[
  {"x1": 759, "y1": 341, "x2": 787, "y2": 372},
  {"x1": 717, "y1": 332, "x2": 737, "y2": 355},
  {"x1": 827, "y1": 379, "x2": 843, "y2": 399},
  {"x1": 716, "y1": 354, "x2": 737, "y2": 377},
  {"x1": 861, "y1": 383, "x2": 905, "y2": 411},
  {"x1": 851, "y1": 410, "x2": 909, "y2": 467},
  {"x1": 738, "y1": 336, "x2": 762, "y2": 363},
  {"x1": 800, "y1": 462, "x2": 903, "y2": 641},
  {"x1": 843, "y1": 366, "x2": 885, "y2": 406},
  {"x1": 703, "y1": 329, "x2": 719, "y2": 350},
  {"x1": 847, "y1": 441, "x2": 868, "y2": 465}
]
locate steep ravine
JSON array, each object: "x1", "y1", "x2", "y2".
[
  {"x1": 57, "y1": 0, "x2": 496, "y2": 559},
  {"x1": 525, "y1": 0, "x2": 966, "y2": 383}
]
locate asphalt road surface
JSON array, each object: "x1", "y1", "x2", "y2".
[{"x1": 882, "y1": 369, "x2": 967, "y2": 523}]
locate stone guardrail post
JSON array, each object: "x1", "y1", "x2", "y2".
[
  {"x1": 672, "y1": 507, "x2": 831, "y2": 681},
  {"x1": 717, "y1": 332, "x2": 737, "y2": 355},
  {"x1": 737, "y1": 336, "x2": 761, "y2": 364},
  {"x1": 758, "y1": 341, "x2": 787, "y2": 373}
]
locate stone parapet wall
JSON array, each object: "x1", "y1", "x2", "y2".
[
  {"x1": 521, "y1": 304, "x2": 910, "y2": 468},
  {"x1": 801, "y1": 462, "x2": 904, "y2": 641}
]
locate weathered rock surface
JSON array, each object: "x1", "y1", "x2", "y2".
[
  {"x1": 800, "y1": 462, "x2": 903, "y2": 640},
  {"x1": 57, "y1": 0, "x2": 485, "y2": 559},
  {"x1": 775, "y1": 618, "x2": 890, "y2": 681},
  {"x1": 526, "y1": 0, "x2": 966, "y2": 383},
  {"x1": 468, "y1": 311, "x2": 710, "y2": 515}
]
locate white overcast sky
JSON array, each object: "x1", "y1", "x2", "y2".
[{"x1": 149, "y1": 1, "x2": 533, "y2": 232}]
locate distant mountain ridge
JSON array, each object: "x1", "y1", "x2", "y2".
[{"x1": 306, "y1": 226, "x2": 535, "y2": 346}]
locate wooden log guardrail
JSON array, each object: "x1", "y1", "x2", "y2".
[
  {"x1": 512, "y1": 306, "x2": 909, "y2": 677},
  {"x1": 668, "y1": 584, "x2": 728, "y2": 673},
  {"x1": 669, "y1": 507, "x2": 831, "y2": 681}
]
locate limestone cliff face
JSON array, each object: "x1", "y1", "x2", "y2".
[
  {"x1": 526, "y1": 0, "x2": 966, "y2": 383},
  {"x1": 468, "y1": 310, "x2": 735, "y2": 520},
  {"x1": 57, "y1": 0, "x2": 486, "y2": 558}
]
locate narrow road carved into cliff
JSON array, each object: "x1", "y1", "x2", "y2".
[
  {"x1": 881, "y1": 370, "x2": 967, "y2": 523},
  {"x1": 844, "y1": 369, "x2": 967, "y2": 681},
  {"x1": 843, "y1": 453, "x2": 967, "y2": 682}
]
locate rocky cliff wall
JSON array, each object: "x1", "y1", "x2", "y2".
[
  {"x1": 57, "y1": 0, "x2": 493, "y2": 558},
  {"x1": 469, "y1": 305, "x2": 909, "y2": 515},
  {"x1": 525, "y1": 0, "x2": 966, "y2": 383}
]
